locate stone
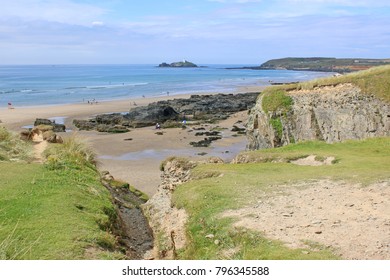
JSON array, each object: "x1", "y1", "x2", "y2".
[
  {"x1": 47, "y1": 134, "x2": 63, "y2": 143},
  {"x1": 205, "y1": 234, "x2": 215, "y2": 239}
]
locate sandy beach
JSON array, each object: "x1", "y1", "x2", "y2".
[{"x1": 0, "y1": 88, "x2": 263, "y2": 196}]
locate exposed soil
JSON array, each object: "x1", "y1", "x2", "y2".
[
  {"x1": 32, "y1": 138, "x2": 48, "y2": 163},
  {"x1": 291, "y1": 155, "x2": 335, "y2": 166},
  {"x1": 222, "y1": 179, "x2": 390, "y2": 259}
]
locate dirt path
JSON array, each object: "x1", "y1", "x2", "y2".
[
  {"x1": 223, "y1": 179, "x2": 390, "y2": 259},
  {"x1": 32, "y1": 140, "x2": 48, "y2": 163}
]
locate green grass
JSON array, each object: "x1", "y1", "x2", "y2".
[
  {"x1": 261, "y1": 89, "x2": 293, "y2": 113},
  {"x1": 172, "y1": 137, "x2": 390, "y2": 259},
  {"x1": 263, "y1": 65, "x2": 390, "y2": 103},
  {"x1": 0, "y1": 161, "x2": 125, "y2": 259},
  {"x1": 0, "y1": 130, "x2": 125, "y2": 259}
]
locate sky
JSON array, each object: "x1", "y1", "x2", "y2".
[{"x1": 0, "y1": 0, "x2": 389, "y2": 64}]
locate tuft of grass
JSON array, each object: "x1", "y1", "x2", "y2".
[
  {"x1": 0, "y1": 127, "x2": 33, "y2": 162},
  {"x1": 261, "y1": 89, "x2": 293, "y2": 114},
  {"x1": 0, "y1": 222, "x2": 42, "y2": 260},
  {"x1": 43, "y1": 135, "x2": 97, "y2": 170},
  {"x1": 173, "y1": 137, "x2": 390, "y2": 259}
]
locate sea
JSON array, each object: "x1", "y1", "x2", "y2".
[{"x1": 0, "y1": 64, "x2": 333, "y2": 108}]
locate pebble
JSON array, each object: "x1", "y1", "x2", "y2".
[
  {"x1": 315, "y1": 230, "x2": 323, "y2": 234},
  {"x1": 282, "y1": 212, "x2": 294, "y2": 217}
]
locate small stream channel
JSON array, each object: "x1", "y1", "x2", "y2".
[{"x1": 102, "y1": 177, "x2": 154, "y2": 259}]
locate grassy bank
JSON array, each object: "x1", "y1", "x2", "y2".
[
  {"x1": 0, "y1": 131, "x2": 125, "y2": 259},
  {"x1": 172, "y1": 137, "x2": 390, "y2": 259}
]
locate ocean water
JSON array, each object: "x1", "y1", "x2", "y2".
[{"x1": 0, "y1": 64, "x2": 333, "y2": 108}]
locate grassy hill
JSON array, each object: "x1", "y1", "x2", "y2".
[{"x1": 0, "y1": 128, "x2": 125, "y2": 259}]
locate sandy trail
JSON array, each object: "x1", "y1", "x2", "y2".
[{"x1": 223, "y1": 179, "x2": 390, "y2": 260}]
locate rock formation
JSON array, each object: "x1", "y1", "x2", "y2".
[
  {"x1": 74, "y1": 93, "x2": 258, "y2": 131},
  {"x1": 247, "y1": 83, "x2": 390, "y2": 150},
  {"x1": 34, "y1": 118, "x2": 66, "y2": 132},
  {"x1": 20, "y1": 118, "x2": 64, "y2": 143}
]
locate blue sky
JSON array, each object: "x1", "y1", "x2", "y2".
[{"x1": 0, "y1": 0, "x2": 389, "y2": 64}]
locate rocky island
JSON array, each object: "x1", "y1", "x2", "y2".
[{"x1": 158, "y1": 60, "x2": 198, "y2": 68}]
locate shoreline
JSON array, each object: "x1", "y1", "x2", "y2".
[
  {"x1": 1, "y1": 86, "x2": 264, "y2": 196},
  {"x1": 0, "y1": 86, "x2": 265, "y2": 130}
]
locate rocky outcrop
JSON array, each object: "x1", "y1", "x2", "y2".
[
  {"x1": 34, "y1": 118, "x2": 66, "y2": 132},
  {"x1": 20, "y1": 119, "x2": 64, "y2": 144},
  {"x1": 247, "y1": 83, "x2": 390, "y2": 149},
  {"x1": 74, "y1": 93, "x2": 258, "y2": 131}
]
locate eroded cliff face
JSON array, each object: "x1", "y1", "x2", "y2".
[
  {"x1": 141, "y1": 158, "x2": 194, "y2": 259},
  {"x1": 247, "y1": 83, "x2": 390, "y2": 150}
]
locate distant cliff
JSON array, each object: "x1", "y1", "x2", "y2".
[
  {"x1": 158, "y1": 60, "x2": 198, "y2": 68},
  {"x1": 246, "y1": 66, "x2": 390, "y2": 149},
  {"x1": 235, "y1": 57, "x2": 390, "y2": 73}
]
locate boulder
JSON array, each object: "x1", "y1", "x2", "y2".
[{"x1": 126, "y1": 105, "x2": 180, "y2": 127}]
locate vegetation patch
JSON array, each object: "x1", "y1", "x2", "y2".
[
  {"x1": 0, "y1": 127, "x2": 33, "y2": 162},
  {"x1": 43, "y1": 135, "x2": 97, "y2": 170},
  {"x1": 261, "y1": 89, "x2": 293, "y2": 114},
  {"x1": 269, "y1": 117, "x2": 283, "y2": 139}
]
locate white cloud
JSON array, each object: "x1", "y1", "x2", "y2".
[
  {"x1": 0, "y1": 0, "x2": 107, "y2": 26},
  {"x1": 92, "y1": 21, "x2": 105, "y2": 27}
]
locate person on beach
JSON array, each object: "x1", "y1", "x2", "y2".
[
  {"x1": 155, "y1": 123, "x2": 161, "y2": 129},
  {"x1": 8, "y1": 102, "x2": 14, "y2": 109}
]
